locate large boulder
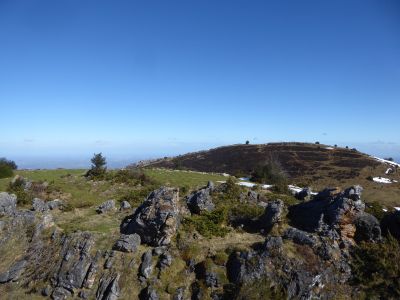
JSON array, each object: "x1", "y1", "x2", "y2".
[
  {"x1": 139, "y1": 250, "x2": 153, "y2": 280},
  {"x1": 186, "y1": 181, "x2": 215, "y2": 214},
  {"x1": 288, "y1": 186, "x2": 368, "y2": 243},
  {"x1": 0, "y1": 192, "x2": 17, "y2": 216},
  {"x1": 259, "y1": 200, "x2": 285, "y2": 230},
  {"x1": 113, "y1": 234, "x2": 141, "y2": 253},
  {"x1": 121, "y1": 187, "x2": 180, "y2": 246},
  {"x1": 354, "y1": 213, "x2": 381, "y2": 242},
  {"x1": 96, "y1": 199, "x2": 116, "y2": 214}
]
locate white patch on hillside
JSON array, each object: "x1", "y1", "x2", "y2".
[
  {"x1": 395, "y1": 207, "x2": 400, "y2": 211},
  {"x1": 325, "y1": 147, "x2": 334, "y2": 150},
  {"x1": 372, "y1": 177, "x2": 398, "y2": 184}
]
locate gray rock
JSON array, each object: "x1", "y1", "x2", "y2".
[
  {"x1": 139, "y1": 250, "x2": 153, "y2": 279},
  {"x1": 47, "y1": 199, "x2": 63, "y2": 210},
  {"x1": 205, "y1": 272, "x2": 219, "y2": 288},
  {"x1": 259, "y1": 200, "x2": 285, "y2": 229},
  {"x1": 51, "y1": 287, "x2": 72, "y2": 299},
  {"x1": 158, "y1": 252, "x2": 172, "y2": 269},
  {"x1": 96, "y1": 274, "x2": 120, "y2": 300},
  {"x1": 186, "y1": 184, "x2": 215, "y2": 214},
  {"x1": 113, "y1": 234, "x2": 141, "y2": 252},
  {"x1": 283, "y1": 227, "x2": 317, "y2": 246},
  {"x1": 0, "y1": 259, "x2": 27, "y2": 283},
  {"x1": 143, "y1": 286, "x2": 159, "y2": 300},
  {"x1": 51, "y1": 233, "x2": 94, "y2": 293},
  {"x1": 354, "y1": 213, "x2": 381, "y2": 242},
  {"x1": 0, "y1": 192, "x2": 17, "y2": 216},
  {"x1": 42, "y1": 286, "x2": 52, "y2": 296},
  {"x1": 247, "y1": 190, "x2": 259, "y2": 202},
  {"x1": 78, "y1": 290, "x2": 89, "y2": 299},
  {"x1": 120, "y1": 200, "x2": 131, "y2": 210},
  {"x1": 96, "y1": 199, "x2": 116, "y2": 214},
  {"x1": 262, "y1": 236, "x2": 283, "y2": 253},
  {"x1": 152, "y1": 246, "x2": 166, "y2": 256},
  {"x1": 173, "y1": 287, "x2": 185, "y2": 300},
  {"x1": 343, "y1": 185, "x2": 363, "y2": 201},
  {"x1": 32, "y1": 198, "x2": 48, "y2": 212},
  {"x1": 122, "y1": 187, "x2": 180, "y2": 246}
]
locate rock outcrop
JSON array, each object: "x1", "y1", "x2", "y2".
[
  {"x1": 96, "y1": 200, "x2": 116, "y2": 214},
  {"x1": 0, "y1": 192, "x2": 17, "y2": 216},
  {"x1": 259, "y1": 200, "x2": 285, "y2": 230},
  {"x1": 121, "y1": 187, "x2": 180, "y2": 246},
  {"x1": 113, "y1": 234, "x2": 141, "y2": 253},
  {"x1": 186, "y1": 181, "x2": 215, "y2": 214}
]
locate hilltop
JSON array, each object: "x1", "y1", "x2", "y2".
[{"x1": 136, "y1": 142, "x2": 400, "y2": 206}]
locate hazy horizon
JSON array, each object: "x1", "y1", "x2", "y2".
[{"x1": 1, "y1": 1, "x2": 399, "y2": 167}]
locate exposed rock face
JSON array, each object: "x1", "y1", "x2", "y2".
[
  {"x1": 113, "y1": 234, "x2": 141, "y2": 253},
  {"x1": 0, "y1": 260, "x2": 27, "y2": 283},
  {"x1": 288, "y1": 185, "x2": 377, "y2": 243},
  {"x1": 259, "y1": 200, "x2": 284, "y2": 230},
  {"x1": 0, "y1": 192, "x2": 17, "y2": 216},
  {"x1": 283, "y1": 227, "x2": 317, "y2": 246},
  {"x1": 186, "y1": 181, "x2": 215, "y2": 214},
  {"x1": 51, "y1": 233, "x2": 95, "y2": 298},
  {"x1": 96, "y1": 200, "x2": 116, "y2": 214},
  {"x1": 121, "y1": 187, "x2": 180, "y2": 246},
  {"x1": 95, "y1": 274, "x2": 120, "y2": 300},
  {"x1": 354, "y1": 213, "x2": 381, "y2": 242},
  {"x1": 47, "y1": 199, "x2": 63, "y2": 210}
]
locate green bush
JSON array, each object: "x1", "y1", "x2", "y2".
[
  {"x1": 365, "y1": 201, "x2": 387, "y2": 221},
  {"x1": 7, "y1": 178, "x2": 33, "y2": 206},
  {"x1": 85, "y1": 153, "x2": 107, "y2": 179},
  {"x1": 111, "y1": 168, "x2": 155, "y2": 185},
  {"x1": 229, "y1": 203, "x2": 264, "y2": 222},
  {"x1": 251, "y1": 160, "x2": 288, "y2": 189},
  {"x1": 351, "y1": 235, "x2": 400, "y2": 299},
  {"x1": 183, "y1": 209, "x2": 229, "y2": 238}
]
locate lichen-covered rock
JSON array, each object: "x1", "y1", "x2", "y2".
[
  {"x1": 32, "y1": 198, "x2": 48, "y2": 212},
  {"x1": 47, "y1": 199, "x2": 63, "y2": 210},
  {"x1": 95, "y1": 273, "x2": 120, "y2": 300},
  {"x1": 259, "y1": 200, "x2": 285, "y2": 229},
  {"x1": 113, "y1": 234, "x2": 141, "y2": 252},
  {"x1": 139, "y1": 250, "x2": 153, "y2": 280},
  {"x1": 96, "y1": 200, "x2": 116, "y2": 214},
  {"x1": 0, "y1": 192, "x2": 17, "y2": 216},
  {"x1": 186, "y1": 182, "x2": 215, "y2": 214},
  {"x1": 158, "y1": 252, "x2": 172, "y2": 269},
  {"x1": 354, "y1": 213, "x2": 381, "y2": 242},
  {"x1": 0, "y1": 260, "x2": 27, "y2": 283},
  {"x1": 283, "y1": 227, "x2": 317, "y2": 246},
  {"x1": 121, "y1": 187, "x2": 180, "y2": 246}
]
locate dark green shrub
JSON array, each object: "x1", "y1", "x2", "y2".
[
  {"x1": 7, "y1": 178, "x2": 33, "y2": 206},
  {"x1": 0, "y1": 157, "x2": 16, "y2": 178},
  {"x1": 183, "y1": 209, "x2": 229, "y2": 238},
  {"x1": 351, "y1": 235, "x2": 400, "y2": 298},
  {"x1": 251, "y1": 160, "x2": 288, "y2": 189},
  {"x1": 365, "y1": 201, "x2": 387, "y2": 221}
]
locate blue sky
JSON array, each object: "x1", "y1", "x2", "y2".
[{"x1": 1, "y1": 0, "x2": 399, "y2": 167}]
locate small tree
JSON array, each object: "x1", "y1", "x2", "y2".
[
  {"x1": 86, "y1": 153, "x2": 107, "y2": 178},
  {"x1": 245, "y1": 140, "x2": 250, "y2": 145}
]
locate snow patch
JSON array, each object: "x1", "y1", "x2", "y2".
[
  {"x1": 395, "y1": 207, "x2": 400, "y2": 211},
  {"x1": 372, "y1": 177, "x2": 398, "y2": 184},
  {"x1": 325, "y1": 147, "x2": 334, "y2": 150}
]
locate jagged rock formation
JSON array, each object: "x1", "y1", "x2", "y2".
[
  {"x1": 0, "y1": 192, "x2": 17, "y2": 216},
  {"x1": 113, "y1": 234, "x2": 141, "y2": 253},
  {"x1": 186, "y1": 181, "x2": 215, "y2": 214},
  {"x1": 121, "y1": 187, "x2": 181, "y2": 246}
]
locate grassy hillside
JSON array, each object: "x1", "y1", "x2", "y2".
[{"x1": 137, "y1": 142, "x2": 400, "y2": 206}]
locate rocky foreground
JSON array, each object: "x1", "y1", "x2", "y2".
[{"x1": 0, "y1": 179, "x2": 400, "y2": 299}]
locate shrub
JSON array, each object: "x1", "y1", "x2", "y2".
[
  {"x1": 112, "y1": 168, "x2": 154, "y2": 185},
  {"x1": 183, "y1": 209, "x2": 229, "y2": 238},
  {"x1": 365, "y1": 201, "x2": 387, "y2": 221},
  {"x1": 7, "y1": 178, "x2": 33, "y2": 206},
  {"x1": 251, "y1": 160, "x2": 288, "y2": 190},
  {"x1": 351, "y1": 235, "x2": 400, "y2": 298}
]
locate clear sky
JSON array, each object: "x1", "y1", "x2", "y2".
[{"x1": 1, "y1": 0, "x2": 399, "y2": 168}]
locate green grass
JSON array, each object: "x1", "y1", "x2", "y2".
[{"x1": 143, "y1": 168, "x2": 226, "y2": 190}]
